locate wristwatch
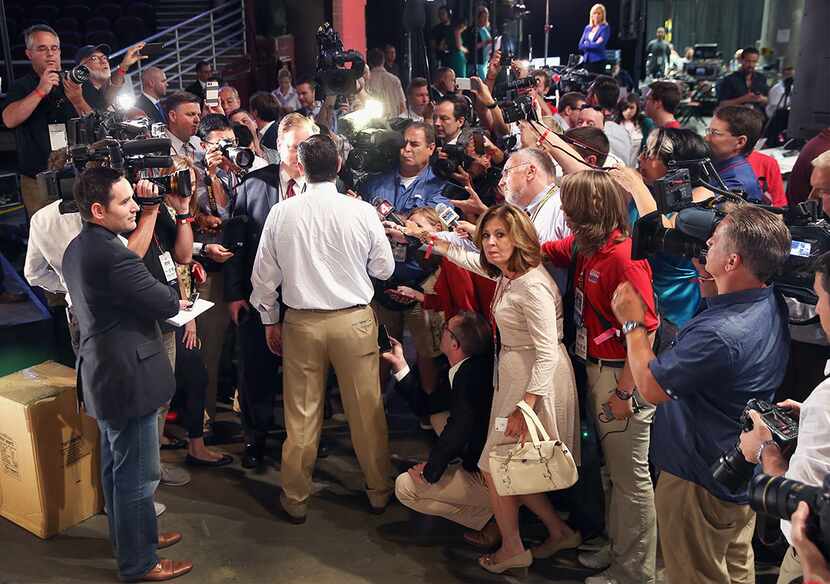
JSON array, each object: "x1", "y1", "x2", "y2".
[
  {"x1": 614, "y1": 387, "x2": 633, "y2": 400},
  {"x1": 621, "y1": 320, "x2": 645, "y2": 335}
]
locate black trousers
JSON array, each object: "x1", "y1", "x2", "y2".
[
  {"x1": 236, "y1": 309, "x2": 281, "y2": 443},
  {"x1": 776, "y1": 339, "x2": 830, "y2": 404},
  {"x1": 174, "y1": 326, "x2": 208, "y2": 439}
]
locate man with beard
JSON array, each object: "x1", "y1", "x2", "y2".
[{"x1": 75, "y1": 43, "x2": 146, "y2": 112}]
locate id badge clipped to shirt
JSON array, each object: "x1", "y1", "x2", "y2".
[
  {"x1": 392, "y1": 242, "x2": 407, "y2": 262},
  {"x1": 574, "y1": 286, "x2": 588, "y2": 361},
  {"x1": 48, "y1": 123, "x2": 68, "y2": 151},
  {"x1": 159, "y1": 251, "x2": 177, "y2": 284}
]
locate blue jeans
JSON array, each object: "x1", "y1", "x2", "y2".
[{"x1": 98, "y1": 412, "x2": 161, "y2": 581}]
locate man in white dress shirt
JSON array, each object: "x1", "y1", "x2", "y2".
[{"x1": 250, "y1": 134, "x2": 396, "y2": 523}]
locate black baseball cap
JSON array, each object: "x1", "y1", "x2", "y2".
[{"x1": 75, "y1": 44, "x2": 112, "y2": 65}]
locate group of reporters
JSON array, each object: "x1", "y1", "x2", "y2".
[{"x1": 6, "y1": 20, "x2": 830, "y2": 584}]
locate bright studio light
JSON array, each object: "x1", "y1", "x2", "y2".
[
  {"x1": 340, "y1": 99, "x2": 385, "y2": 133},
  {"x1": 116, "y1": 92, "x2": 136, "y2": 111}
]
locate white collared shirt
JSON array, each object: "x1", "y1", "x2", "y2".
[
  {"x1": 24, "y1": 201, "x2": 83, "y2": 303},
  {"x1": 142, "y1": 91, "x2": 160, "y2": 106},
  {"x1": 250, "y1": 181, "x2": 395, "y2": 323},
  {"x1": 779, "y1": 362, "x2": 830, "y2": 546},
  {"x1": 278, "y1": 167, "x2": 307, "y2": 202},
  {"x1": 259, "y1": 120, "x2": 276, "y2": 138},
  {"x1": 448, "y1": 356, "x2": 470, "y2": 386},
  {"x1": 525, "y1": 183, "x2": 569, "y2": 243}
]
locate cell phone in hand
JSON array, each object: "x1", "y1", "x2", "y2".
[
  {"x1": 140, "y1": 42, "x2": 166, "y2": 58},
  {"x1": 456, "y1": 77, "x2": 472, "y2": 91},
  {"x1": 186, "y1": 291, "x2": 200, "y2": 311},
  {"x1": 377, "y1": 324, "x2": 393, "y2": 353},
  {"x1": 205, "y1": 81, "x2": 220, "y2": 108}
]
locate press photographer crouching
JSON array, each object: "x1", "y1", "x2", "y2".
[
  {"x1": 611, "y1": 205, "x2": 792, "y2": 584},
  {"x1": 62, "y1": 167, "x2": 192, "y2": 582},
  {"x1": 737, "y1": 250, "x2": 830, "y2": 584}
]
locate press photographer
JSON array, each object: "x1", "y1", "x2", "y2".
[
  {"x1": 737, "y1": 250, "x2": 830, "y2": 584},
  {"x1": 611, "y1": 205, "x2": 792, "y2": 584}
]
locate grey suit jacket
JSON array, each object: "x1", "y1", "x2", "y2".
[{"x1": 62, "y1": 223, "x2": 180, "y2": 422}]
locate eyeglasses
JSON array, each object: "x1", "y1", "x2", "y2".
[
  {"x1": 502, "y1": 162, "x2": 530, "y2": 176},
  {"x1": 441, "y1": 321, "x2": 459, "y2": 344}
]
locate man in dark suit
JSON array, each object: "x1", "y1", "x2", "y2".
[
  {"x1": 249, "y1": 91, "x2": 280, "y2": 152},
  {"x1": 224, "y1": 113, "x2": 315, "y2": 468},
  {"x1": 62, "y1": 167, "x2": 193, "y2": 582},
  {"x1": 385, "y1": 310, "x2": 496, "y2": 532},
  {"x1": 136, "y1": 66, "x2": 168, "y2": 124},
  {"x1": 185, "y1": 60, "x2": 212, "y2": 104}
]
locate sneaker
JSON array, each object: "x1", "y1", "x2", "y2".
[
  {"x1": 160, "y1": 463, "x2": 191, "y2": 487},
  {"x1": 584, "y1": 570, "x2": 619, "y2": 584},
  {"x1": 578, "y1": 545, "x2": 611, "y2": 570},
  {"x1": 155, "y1": 502, "x2": 166, "y2": 517}
]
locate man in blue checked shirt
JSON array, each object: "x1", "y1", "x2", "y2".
[{"x1": 356, "y1": 121, "x2": 450, "y2": 214}]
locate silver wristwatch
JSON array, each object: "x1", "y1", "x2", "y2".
[{"x1": 621, "y1": 320, "x2": 645, "y2": 335}]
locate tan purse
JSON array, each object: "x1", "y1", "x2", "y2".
[{"x1": 489, "y1": 401, "x2": 578, "y2": 496}]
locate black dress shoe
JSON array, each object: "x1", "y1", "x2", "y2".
[
  {"x1": 317, "y1": 440, "x2": 331, "y2": 459},
  {"x1": 185, "y1": 454, "x2": 234, "y2": 467},
  {"x1": 241, "y1": 443, "x2": 263, "y2": 469},
  {"x1": 160, "y1": 437, "x2": 187, "y2": 450}
]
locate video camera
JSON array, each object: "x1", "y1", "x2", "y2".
[
  {"x1": 711, "y1": 398, "x2": 800, "y2": 493},
  {"x1": 433, "y1": 128, "x2": 486, "y2": 182},
  {"x1": 316, "y1": 22, "x2": 366, "y2": 97},
  {"x1": 37, "y1": 111, "x2": 174, "y2": 213},
  {"x1": 749, "y1": 473, "x2": 830, "y2": 562}
]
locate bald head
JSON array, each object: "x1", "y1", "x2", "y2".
[{"x1": 142, "y1": 67, "x2": 168, "y2": 100}]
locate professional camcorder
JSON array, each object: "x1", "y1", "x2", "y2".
[
  {"x1": 749, "y1": 474, "x2": 830, "y2": 561},
  {"x1": 345, "y1": 127, "x2": 404, "y2": 175},
  {"x1": 711, "y1": 399, "x2": 799, "y2": 493},
  {"x1": 316, "y1": 22, "x2": 366, "y2": 97}
]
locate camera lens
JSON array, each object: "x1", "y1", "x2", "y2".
[
  {"x1": 227, "y1": 147, "x2": 254, "y2": 170},
  {"x1": 67, "y1": 64, "x2": 90, "y2": 85},
  {"x1": 748, "y1": 474, "x2": 824, "y2": 520},
  {"x1": 711, "y1": 446, "x2": 757, "y2": 494}
]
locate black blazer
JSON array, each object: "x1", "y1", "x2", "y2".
[
  {"x1": 62, "y1": 223, "x2": 180, "y2": 422},
  {"x1": 397, "y1": 354, "x2": 494, "y2": 482},
  {"x1": 135, "y1": 93, "x2": 166, "y2": 125},
  {"x1": 260, "y1": 122, "x2": 278, "y2": 150},
  {"x1": 185, "y1": 80, "x2": 205, "y2": 102}
]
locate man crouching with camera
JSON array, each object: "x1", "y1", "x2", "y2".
[
  {"x1": 63, "y1": 167, "x2": 193, "y2": 581},
  {"x1": 610, "y1": 205, "x2": 792, "y2": 584},
  {"x1": 739, "y1": 250, "x2": 830, "y2": 584}
]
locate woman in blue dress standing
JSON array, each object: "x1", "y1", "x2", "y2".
[{"x1": 578, "y1": 3, "x2": 610, "y2": 74}]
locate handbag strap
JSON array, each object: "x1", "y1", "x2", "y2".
[{"x1": 516, "y1": 401, "x2": 552, "y2": 445}]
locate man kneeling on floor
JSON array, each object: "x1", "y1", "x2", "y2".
[{"x1": 385, "y1": 311, "x2": 495, "y2": 531}]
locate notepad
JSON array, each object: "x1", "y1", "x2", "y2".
[{"x1": 165, "y1": 299, "x2": 215, "y2": 327}]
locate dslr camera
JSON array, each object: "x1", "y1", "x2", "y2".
[
  {"x1": 711, "y1": 398, "x2": 799, "y2": 493},
  {"x1": 60, "y1": 64, "x2": 90, "y2": 85},
  {"x1": 215, "y1": 138, "x2": 254, "y2": 170},
  {"x1": 433, "y1": 128, "x2": 486, "y2": 182},
  {"x1": 749, "y1": 473, "x2": 830, "y2": 561}
]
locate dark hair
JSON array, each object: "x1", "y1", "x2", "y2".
[
  {"x1": 451, "y1": 311, "x2": 492, "y2": 356},
  {"x1": 407, "y1": 77, "x2": 428, "y2": 94},
  {"x1": 588, "y1": 75, "x2": 620, "y2": 110},
  {"x1": 296, "y1": 77, "x2": 317, "y2": 90},
  {"x1": 615, "y1": 94, "x2": 645, "y2": 127},
  {"x1": 648, "y1": 80, "x2": 682, "y2": 114},
  {"x1": 813, "y1": 252, "x2": 830, "y2": 295},
  {"x1": 161, "y1": 91, "x2": 200, "y2": 117},
  {"x1": 741, "y1": 46, "x2": 760, "y2": 58},
  {"x1": 723, "y1": 205, "x2": 790, "y2": 282},
  {"x1": 558, "y1": 91, "x2": 586, "y2": 112},
  {"x1": 197, "y1": 113, "x2": 232, "y2": 140},
  {"x1": 531, "y1": 69, "x2": 550, "y2": 89},
  {"x1": 232, "y1": 123, "x2": 254, "y2": 147},
  {"x1": 714, "y1": 105, "x2": 764, "y2": 154},
  {"x1": 73, "y1": 167, "x2": 123, "y2": 221},
  {"x1": 23, "y1": 24, "x2": 58, "y2": 49},
  {"x1": 196, "y1": 60, "x2": 212, "y2": 72},
  {"x1": 564, "y1": 126, "x2": 609, "y2": 166},
  {"x1": 367, "y1": 48, "x2": 385, "y2": 68},
  {"x1": 227, "y1": 108, "x2": 250, "y2": 120},
  {"x1": 298, "y1": 134, "x2": 339, "y2": 183},
  {"x1": 249, "y1": 91, "x2": 280, "y2": 122},
  {"x1": 433, "y1": 67, "x2": 454, "y2": 83},
  {"x1": 436, "y1": 94, "x2": 468, "y2": 122},
  {"x1": 474, "y1": 204, "x2": 542, "y2": 278},
  {"x1": 405, "y1": 121, "x2": 436, "y2": 145},
  {"x1": 560, "y1": 170, "x2": 630, "y2": 254}
]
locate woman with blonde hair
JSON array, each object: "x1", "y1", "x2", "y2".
[
  {"x1": 392, "y1": 204, "x2": 581, "y2": 575},
  {"x1": 542, "y1": 170, "x2": 659, "y2": 584},
  {"x1": 578, "y1": 3, "x2": 610, "y2": 74}
]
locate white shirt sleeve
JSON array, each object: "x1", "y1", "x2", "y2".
[
  {"x1": 24, "y1": 232, "x2": 66, "y2": 294},
  {"x1": 366, "y1": 209, "x2": 395, "y2": 281},
  {"x1": 249, "y1": 205, "x2": 284, "y2": 325},
  {"x1": 435, "y1": 230, "x2": 480, "y2": 252}
]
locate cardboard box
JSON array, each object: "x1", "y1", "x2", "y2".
[{"x1": 0, "y1": 361, "x2": 102, "y2": 538}]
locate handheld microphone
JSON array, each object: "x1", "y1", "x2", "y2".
[
  {"x1": 371, "y1": 197, "x2": 407, "y2": 227},
  {"x1": 435, "y1": 203, "x2": 460, "y2": 229}
]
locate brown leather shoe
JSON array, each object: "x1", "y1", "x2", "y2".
[
  {"x1": 157, "y1": 532, "x2": 182, "y2": 549},
  {"x1": 139, "y1": 559, "x2": 193, "y2": 581}
]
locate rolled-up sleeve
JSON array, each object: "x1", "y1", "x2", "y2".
[
  {"x1": 366, "y1": 210, "x2": 395, "y2": 281},
  {"x1": 649, "y1": 325, "x2": 734, "y2": 400},
  {"x1": 249, "y1": 205, "x2": 284, "y2": 325}
]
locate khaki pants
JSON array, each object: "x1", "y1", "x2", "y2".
[
  {"x1": 20, "y1": 174, "x2": 54, "y2": 219},
  {"x1": 586, "y1": 361, "x2": 657, "y2": 584},
  {"x1": 656, "y1": 471, "x2": 756, "y2": 584},
  {"x1": 195, "y1": 270, "x2": 230, "y2": 424},
  {"x1": 281, "y1": 306, "x2": 392, "y2": 511},
  {"x1": 396, "y1": 465, "x2": 492, "y2": 530},
  {"x1": 777, "y1": 546, "x2": 803, "y2": 584}
]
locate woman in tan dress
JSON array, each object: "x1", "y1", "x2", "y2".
[{"x1": 400, "y1": 204, "x2": 581, "y2": 575}]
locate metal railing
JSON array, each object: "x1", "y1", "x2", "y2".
[{"x1": 109, "y1": 0, "x2": 247, "y2": 93}]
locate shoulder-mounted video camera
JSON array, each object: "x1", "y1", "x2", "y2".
[{"x1": 316, "y1": 22, "x2": 366, "y2": 97}]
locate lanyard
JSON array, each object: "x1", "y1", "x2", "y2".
[{"x1": 528, "y1": 183, "x2": 558, "y2": 224}]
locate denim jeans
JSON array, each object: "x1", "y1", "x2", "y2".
[{"x1": 98, "y1": 411, "x2": 161, "y2": 581}]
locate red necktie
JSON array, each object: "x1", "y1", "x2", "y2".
[{"x1": 285, "y1": 179, "x2": 296, "y2": 199}]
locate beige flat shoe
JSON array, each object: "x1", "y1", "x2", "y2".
[
  {"x1": 531, "y1": 530, "x2": 583, "y2": 559},
  {"x1": 478, "y1": 549, "x2": 532, "y2": 576}
]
